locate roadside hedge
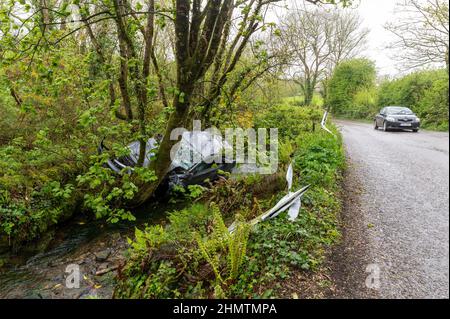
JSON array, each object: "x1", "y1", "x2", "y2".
[{"x1": 378, "y1": 70, "x2": 449, "y2": 130}]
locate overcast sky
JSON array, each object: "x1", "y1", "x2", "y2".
[
  {"x1": 354, "y1": 0, "x2": 399, "y2": 77},
  {"x1": 274, "y1": 0, "x2": 404, "y2": 78}
]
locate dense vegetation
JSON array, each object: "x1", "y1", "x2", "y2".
[
  {"x1": 0, "y1": 0, "x2": 351, "y2": 251},
  {"x1": 115, "y1": 106, "x2": 344, "y2": 298},
  {"x1": 0, "y1": 50, "x2": 89, "y2": 247},
  {"x1": 326, "y1": 58, "x2": 377, "y2": 119},
  {"x1": 378, "y1": 70, "x2": 449, "y2": 130},
  {"x1": 0, "y1": 45, "x2": 151, "y2": 248},
  {"x1": 326, "y1": 58, "x2": 449, "y2": 131}
]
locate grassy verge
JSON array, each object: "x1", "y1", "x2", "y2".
[
  {"x1": 333, "y1": 115, "x2": 374, "y2": 124},
  {"x1": 114, "y1": 106, "x2": 345, "y2": 299}
]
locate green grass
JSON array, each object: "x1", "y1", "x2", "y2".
[{"x1": 282, "y1": 95, "x2": 324, "y2": 107}]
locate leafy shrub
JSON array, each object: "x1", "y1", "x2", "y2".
[
  {"x1": 0, "y1": 49, "x2": 165, "y2": 246},
  {"x1": 351, "y1": 88, "x2": 378, "y2": 119},
  {"x1": 115, "y1": 203, "x2": 251, "y2": 298},
  {"x1": 282, "y1": 95, "x2": 324, "y2": 107},
  {"x1": 254, "y1": 104, "x2": 322, "y2": 140},
  {"x1": 0, "y1": 134, "x2": 82, "y2": 247},
  {"x1": 0, "y1": 182, "x2": 78, "y2": 247},
  {"x1": 378, "y1": 69, "x2": 448, "y2": 130},
  {"x1": 294, "y1": 130, "x2": 345, "y2": 188},
  {"x1": 326, "y1": 58, "x2": 377, "y2": 118}
]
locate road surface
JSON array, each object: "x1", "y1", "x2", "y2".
[{"x1": 332, "y1": 120, "x2": 449, "y2": 299}]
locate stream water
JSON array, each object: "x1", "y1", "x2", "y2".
[{"x1": 0, "y1": 202, "x2": 174, "y2": 299}]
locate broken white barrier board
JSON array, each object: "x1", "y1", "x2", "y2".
[
  {"x1": 286, "y1": 162, "x2": 301, "y2": 221},
  {"x1": 228, "y1": 162, "x2": 310, "y2": 233},
  {"x1": 321, "y1": 111, "x2": 335, "y2": 136}
]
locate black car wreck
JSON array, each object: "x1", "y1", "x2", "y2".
[{"x1": 99, "y1": 131, "x2": 236, "y2": 196}]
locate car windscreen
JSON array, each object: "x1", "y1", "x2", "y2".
[
  {"x1": 386, "y1": 107, "x2": 414, "y2": 115},
  {"x1": 128, "y1": 138, "x2": 158, "y2": 167},
  {"x1": 170, "y1": 132, "x2": 232, "y2": 171}
]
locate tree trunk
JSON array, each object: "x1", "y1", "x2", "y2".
[
  {"x1": 131, "y1": 94, "x2": 191, "y2": 206},
  {"x1": 303, "y1": 83, "x2": 314, "y2": 106},
  {"x1": 130, "y1": 0, "x2": 254, "y2": 206},
  {"x1": 10, "y1": 87, "x2": 22, "y2": 107},
  {"x1": 445, "y1": 48, "x2": 449, "y2": 76}
]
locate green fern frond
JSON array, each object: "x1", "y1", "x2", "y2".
[
  {"x1": 227, "y1": 214, "x2": 251, "y2": 280},
  {"x1": 194, "y1": 231, "x2": 224, "y2": 283}
]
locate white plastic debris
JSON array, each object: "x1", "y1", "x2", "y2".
[
  {"x1": 288, "y1": 195, "x2": 301, "y2": 222},
  {"x1": 286, "y1": 162, "x2": 293, "y2": 191},
  {"x1": 228, "y1": 162, "x2": 309, "y2": 233},
  {"x1": 321, "y1": 111, "x2": 335, "y2": 136},
  {"x1": 285, "y1": 162, "x2": 301, "y2": 221}
]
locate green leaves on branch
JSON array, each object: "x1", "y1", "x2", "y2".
[
  {"x1": 76, "y1": 158, "x2": 139, "y2": 223},
  {"x1": 326, "y1": 58, "x2": 377, "y2": 117}
]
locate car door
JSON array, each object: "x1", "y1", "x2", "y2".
[{"x1": 186, "y1": 162, "x2": 219, "y2": 185}]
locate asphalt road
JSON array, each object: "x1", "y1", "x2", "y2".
[{"x1": 335, "y1": 120, "x2": 449, "y2": 299}]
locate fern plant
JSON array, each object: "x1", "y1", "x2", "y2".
[
  {"x1": 194, "y1": 231, "x2": 224, "y2": 283},
  {"x1": 227, "y1": 214, "x2": 250, "y2": 280},
  {"x1": 194, "y1": 203, "x2": 251, "y2": 292}
]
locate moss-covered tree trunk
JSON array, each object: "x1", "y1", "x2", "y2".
[
  {"x1": 130, "y1": 0, "x2": 287, "y2": 206},
  {"x1": 132, "y1": 84, "x2": 193, "y2": 206}
]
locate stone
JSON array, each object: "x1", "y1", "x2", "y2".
[{"x1": 94, "y1": 249, "x2": 111, "y2": 262}]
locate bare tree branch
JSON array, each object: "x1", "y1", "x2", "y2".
[{"x1": 385, "y1": 0, "x2": 449, "y2": 74}]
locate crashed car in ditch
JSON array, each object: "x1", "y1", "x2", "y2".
[{"x1": 98, "y1": 131, "x2": 236, "y2": 195}]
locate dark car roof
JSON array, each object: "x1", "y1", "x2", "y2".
[{"x1": 385, "y1": 106, "x2": 411, "y2": 110}]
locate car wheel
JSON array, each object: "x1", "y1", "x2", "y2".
[
  {"x1": 413, "y1": 129, "x2": 419, "y2": 133},
  {"x1": 374, "y1": 120, "x2": 378, "y2": 130},
  {"x1": 383, "y1": 121, "x2": 389, "y2": 132}
]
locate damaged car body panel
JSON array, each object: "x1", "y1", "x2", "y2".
[{"x1": 99, "y1": 131, "x2": 236, "y2": 194}]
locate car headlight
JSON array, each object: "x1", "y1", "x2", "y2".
[
  {"x1": 386, "y1": 116, "x2": 396, "y2": 122},
  {"x1": 415, "y1": 117, "x2": 420, "y2": 122}
]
